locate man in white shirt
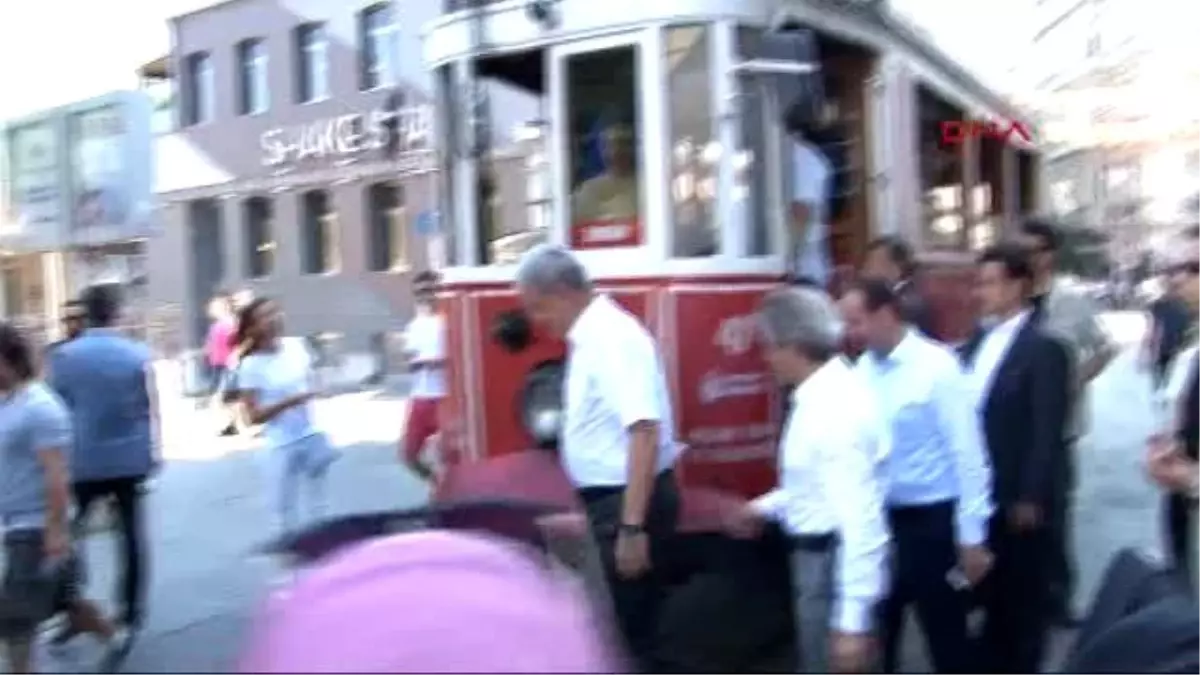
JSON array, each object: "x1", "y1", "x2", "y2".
[
  {"x1": 730, "y1": 286, "x2": 889, "y2": 673},
  {"x1": 400, "y1": 271, "x2": 446, "y2": 481},
  {"x1": 790, "y1": 138, "x2": 833, "y2": 288},
  {"x1": 515, "y1": 244, "x2": 680, "y2": 671},
  {"x1": 841, "y1": 278, "x2": 993, "y2": 673}
]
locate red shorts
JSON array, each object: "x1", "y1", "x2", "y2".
[{"x1": 402, "y1": 398, "x2": 442, "y2": 463}]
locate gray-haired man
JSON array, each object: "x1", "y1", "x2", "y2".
[
  {"x1": 728, "y1": 286, "x2": 890, "y2": 673},
  {"x1": 515, "y1": 244, "x2": 681, "y2": 672}
]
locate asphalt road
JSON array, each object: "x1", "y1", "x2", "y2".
[{"x1": 37, "y1": 316, "x2": 1169, "y2": 673}]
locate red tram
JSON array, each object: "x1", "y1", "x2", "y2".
[{"x1": 423, "y1": 0, "x2": 1040, "y2": 499}]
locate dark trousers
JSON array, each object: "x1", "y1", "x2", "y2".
[
  {"x1": 878, "y1": 501, "x2": 970, "y2": 674},
  {"x1": 73, "y1": 476, "x2": 148, "y2": 624},
  {"x1": 1163, "y1": 494, "x2": 1196, "y2": 588},
  {"x1": 578, "y1": 471, "x2": 680, "y2": 673},
  {"x1": 975, "y1": 512, "x2": 1051, "y2": 673},
  {"x1": 1046, "y1": 485, "x2": 1076, "y2": 618}
]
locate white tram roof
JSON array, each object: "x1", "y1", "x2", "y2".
[{"x1": 422, "y1": 0, "x2": 1033, "y2": 137}]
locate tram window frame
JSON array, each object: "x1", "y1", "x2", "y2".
[
  {"x1": 665, "y1": 24, "x2": 719, "y2": 259},
  {"x1": 562, "y1": 44, "x2": 646, "y2": 252},
  {"x1": 434, "y1": 65, "x2": 459, "y2": 266},
  {"x1": 734, "y1": 27, "x2": 782, "y2": 258}
]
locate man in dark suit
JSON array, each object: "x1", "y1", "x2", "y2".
[
  {"x1": 861, "y1": 235, "x2": 937, "y2": 338},
  {"x1": 960, "y1": 243, "x2": 1071, "y2": 673}
]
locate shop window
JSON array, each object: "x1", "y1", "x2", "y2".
[
  {"x1": 243, "y1": 196, "x2": 274, "y2": 278},
  {"x1": 366, "y1": 182, "x2": 407, "y2": 271},
  {"x1": 300, "y1": 190, "x2": 340, "y2": 274}
]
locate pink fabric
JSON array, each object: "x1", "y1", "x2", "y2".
[
  {"x1": 206, "y1": 319, "x2": 235, "y2": 367},
  {"x1": 239, "y1": 531, "x2": 623, "y2": 673}
]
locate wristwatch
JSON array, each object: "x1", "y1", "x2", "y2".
[{"x1": 617, "y1": 523, "x2": 645, "y2": 536}]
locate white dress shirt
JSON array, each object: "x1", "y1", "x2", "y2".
[
  {"x1": 791, "y1": 140, "x2": 833, "y2": 285},
  {"x1": 969, "y1": 311, "x2": 1030, "y2": 407},
  {"x1": 857, "y1": 331, "x2": 994, "y2": 546},
  {"x1": 562, "y1": 295, "x2": 680, "y2": 488},
  {"x1": 752, "y1": 357, "x2": 890, "y2": 633}
]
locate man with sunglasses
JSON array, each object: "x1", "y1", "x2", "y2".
[
  {"x1": 1146, "y1": 226, "x2": 1200, "y2": 588},
  {"x1": 45, "y1": 301, "x2": 87, "y2": 356},
  {"x1": 1018, "y1": 218, "x2": 1117, "y2": 626}
]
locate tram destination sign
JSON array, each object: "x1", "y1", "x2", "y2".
[
  {"x1": 940, "y1": 118, "x2": 1033, "y2": 146},
  {"x1": 260, "y1": 104, "x2": 432, "y2": 167}
]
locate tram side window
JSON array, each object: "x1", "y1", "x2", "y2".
[
  {"x1": 475, "y1": 52, "x2": 547, "y2": 265},
  {"x1": 666, "y1": 25, "x2": 717, "y2": 258},
  {"x1": 565, "y1": 47, "x2": 643, "y2": 250}
]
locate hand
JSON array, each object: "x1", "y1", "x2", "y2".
[
  {"x1": 43, "y1": 526, "x2": 70, "y2": 562},
  {"x1": 830, "y1": 631, "x2": 874, "y2": 673},
  {"x1": 614, "y1": 529, "x2": 651, "y2": 579},
  {"x1": 1146, "y1": 443, "x2": 1198, "y2": 494},
  {"x1": 724, "y1": 505, "x2": 765, "y2": 539},
  {"x1": 1008, "y1": 502, "x2": 1042, "y2": 532},
  {"x1": 957, "y1": 544, "x2": 994, "y2": 586}
]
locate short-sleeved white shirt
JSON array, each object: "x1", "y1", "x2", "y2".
[
  {"x1": 792, "y1": 140, "x2": 833, "y2": 285},
  {"x1": 561, "y1": 295, "x2": 680, "y2": 487},
  {"x1": 404, "y1": 313, "x2": 447, "y2": 400},
  {"x1": 238, "y1": 339, "x2": 319, "y2": 450}
]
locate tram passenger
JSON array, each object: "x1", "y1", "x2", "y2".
[
  {"x1": 1019, "y1": 218, "x2": 1117, "y2": 625},
  {"x1": 841, "y1": 278, "x2": 994, "y2": 673},
  {"x1": 861, "y1": 236, "x2": 937, "y2": 338},
  {"x1": 399, "y1": 270, "x2": 446, "y2": 482},
  {"x1": 571, "y1": 122, "x2": 640, "y2": 226},
  {"x1": 787, "y1": 132, "x2": 834, "y2": 288},
  {"x1": 728, "y1": 286, "x2": 889, "y2": 673},
  {"x1": 960, "y1": 243, "x2": 1071, "y2": 673},
  {"x1": 514, "y1": 244, "x2": 680, "y2": 673}
]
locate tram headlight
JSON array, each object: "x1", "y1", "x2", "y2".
[
  {"x1": 492, "y1": 309, "x2": 534, "y2": 354},
  {"x1": 521, "y1": 361, "x2": 565, "y2": 451}
]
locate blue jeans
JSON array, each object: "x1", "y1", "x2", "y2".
[{"x1": 261, "y1": 433, "x2": 338, "y2": 535}]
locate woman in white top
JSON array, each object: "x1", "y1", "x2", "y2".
[{"x1": 234, "y1": 298, "x2": 338, "y2": 535}]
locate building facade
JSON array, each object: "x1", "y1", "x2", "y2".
[
  {"x1": 146, "y1": 0, "x2": 542, "y2": 360},
  {"x1": 1, "y1": 91, "x2": 155, "y2": 342},
  {"x1": 1019, "y1": 0, "x2": 1199, "y2": 260}
]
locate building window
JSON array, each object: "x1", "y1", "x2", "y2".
[
  {"x1": 366, "y1": 183, "x2": 407, "y2": 272},
  {"x1": 184, "y1": 52, "x2": 214, "y2": 125},
  {"x1": 294, "y1": 23, "x2": 328, "y2": 103},
  {"x1": 301, "y1": 190, "x2": 340, "y2": 274},
  {"x1": 243, "y1": 196, "x2": 275, "y2": 278},
  {"x1": 358, "y1": 3, "x2": 392, "y2": 91},
  {"x1": 236, "y1": 39, "x2": 269, "y2": 115}
]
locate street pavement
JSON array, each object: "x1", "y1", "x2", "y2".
[{"x1": 36, "y1": 313, "x2": 1170, "y2": 673}]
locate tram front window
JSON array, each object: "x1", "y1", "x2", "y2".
[
  {"x1": 565, "y1": 47, "x2": 644, "y2": 249},
  {"x1": 474, "y1": 51, "x2": 547, "y2": 265}
]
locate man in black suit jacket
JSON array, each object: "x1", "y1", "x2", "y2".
[{"x1": 960, "y1": 243, "x2": 1071, "y2": 673}]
